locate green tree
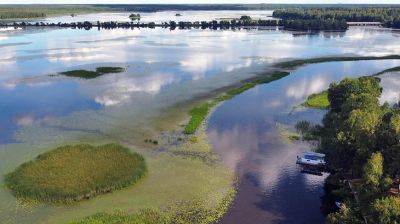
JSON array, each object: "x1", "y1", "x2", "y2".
[
  {"x1": 391, "y1": 113, "x2": 400, "y2": 136},
  {"x1": 371, "y1": 196, "x2": 400, "y2": 224},
  {"x1": 328, "y1": 77, "x2": 381, "y2": 112},
  {"x1": 326, "y1": 204, "x2": 363, "y2": 224},
  {"x1": 363, "y1": 152, "x2": 383, "y2": 188}
]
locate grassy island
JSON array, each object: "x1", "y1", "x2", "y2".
[
  {"x1": 60, "y1": 67, "x2": 125, "y2": 79},
  {"x1": 303, "y1": 91, "x2": 329, "y2": 109},
  {"x1": 5, "y1": 144, "x2": 146, "y2": 203}
]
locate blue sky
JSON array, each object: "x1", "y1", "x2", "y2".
[{"x1": 1, "y1": 0, "x2": 399, "y2": 4}]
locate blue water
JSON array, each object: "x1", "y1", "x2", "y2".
[{"x1": 208, "y1": 60, "x2": 400, "y2": 224}]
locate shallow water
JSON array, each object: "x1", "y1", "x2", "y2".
[
  {"x1": 0, "y1": 11, "x2": 400, "y2": 224},
  {"x1": 208, "y1": 60, "x2": 400, "y2": 224}
]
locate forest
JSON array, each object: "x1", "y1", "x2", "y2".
[
  {"x1": 273, "y1": 8, "x2": 400, "y2": 28},
  {"x1": 311, "y1": 77, "x2": 400, "y2": 223}
]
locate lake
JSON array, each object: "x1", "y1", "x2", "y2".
[{"x1": 0, "y1": 10, "x2": 400, "y2": 224}]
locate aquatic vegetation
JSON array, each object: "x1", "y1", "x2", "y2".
[
  {"x1": 68, "y1": 190, "x2": 236, "y2": 224},
  {"x1": 144, "y1": 139, "x2": 159, "y2": 145},
  {"x1": 68, "y1": 209, "x2": 167, "y2": 224},
  {"x1": 4, "y1": 144, "x2": 147, "y2": 203},
  {"x1": 68, "y1": 123, "x2": 236, "y2": 224},
  {"x1": 303, "y1": 90, "x2": 329, "y2": 109},
  {"x1": 60, "y1": 67, "x2": 125, "y2": 79},
  {"x1": 278, "y1": 55, "x2": 400, "y2": 69},
  {"x1": 184, "y1": 71, "x2": 289, "y2": 134}
]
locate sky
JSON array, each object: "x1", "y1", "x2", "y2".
[{"x1": 0, "y1": 0, "x2": 399, "y2": 4}]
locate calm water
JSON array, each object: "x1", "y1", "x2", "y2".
[
  {"x1": 0, "y1": 11, "x2": 400, "y2": 224},
  {"x1": 208, "y1": 60, "x2": 400, "y2": 224}
]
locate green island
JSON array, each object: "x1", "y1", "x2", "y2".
[
  {"x1": 183, "y1": 71, "x2": 289, "y2": 134},
  {"x1": 129, "y1": 13, "x2": 141, "y2": 21},
  {"x1": 303, "y1": 91, "x2": 329, "y2": 109},
  {"x1": 297, "y1": 76, "x2": 400, "y2": 224},
  {"x1": 60, "y1": 67, "x2": 125, "y2": 79},
  {"x1": 4, "y1": 144, "x2": 147, "y2": 203}
]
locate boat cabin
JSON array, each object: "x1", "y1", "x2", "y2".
[{"x1": 296, "y1": 151, "x2": 326, "y2": 167}]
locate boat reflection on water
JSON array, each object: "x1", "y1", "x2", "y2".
[{"x1": 297, "y1": 152, "x2": 327, "y2": 176}]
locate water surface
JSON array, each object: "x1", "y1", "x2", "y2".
[{"x1": 208, "y1": 60, "x2": 400, "y2": 224}]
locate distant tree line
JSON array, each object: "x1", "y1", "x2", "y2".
[
  {"x1": 0, "y1": 19, "x2": 282, "y2": 30},
  {"x1": 273, "y1": 8, "x2": 400, "y2": 28},
  {"x1": 281, "y1": 19, "x2": 348, "y2": 31},
  {"x1": 0, "y1": 17, "x2": 350, "y2": 31}
]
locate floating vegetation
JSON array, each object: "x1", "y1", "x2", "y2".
[
  {"x1": 5, "y1": 144, "x2": 146, "y2": 203},
  {"x1": 60, "y1": 66, "x2": 125, "y2": 79},
  {"x1": 144, "y1": 139, "x2": 159, "y2": 145},
  {"x1": 184, "y1": 71, "x2": 290, "y2": 134},
  {"x1": 303, "y1": 90, "x2": 329, "y2": 109},
  {"x1": 69, "y1": 188, "x2": 236, "y2": 224},
  {"x1": 68, "y1": 209, "x2": 166, "y2": 224},
  {"x1": 278, "y1": 55, "x2": 400, "y2": 69}
]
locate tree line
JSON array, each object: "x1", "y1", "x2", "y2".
[
  {"x1": 0, "y1": 17, "x2": 349, "y2": 31},
  {"x1": 273, "y1": 8, "x2": 400, "y2": 28},
  {"x1": 312, "y1": 77, "x2": 400, "y2": 223}
]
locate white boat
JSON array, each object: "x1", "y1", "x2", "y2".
[{"x1": 296, "y1": 151, "x2": 326, "y2": 167}]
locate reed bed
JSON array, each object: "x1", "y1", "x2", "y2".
[{"x1": 5, "y1": 144, "x2": 146, "y2": 203}]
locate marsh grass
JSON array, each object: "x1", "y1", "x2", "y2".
[
  {"x1": 183, "y1": 71, "x2": 289, "y2": 134},
  {"x1": 278, "y1": 55, "x2": 400, "y2": 69},
  {"x1": 69, "y1": 209, "x2": 167, "y2": 224},
  {"x1": 5, "y1": 144, "x2": 146, "y2": 203},
  {"x1": 69, "y1": 188, "x2": 236, "y2": 224},
  {"x1": 60, "y1": 67, "x2": 125, "y2": 79},
  {"x1": 303, "y1": 90, "x2": 329, "y2": 109}
]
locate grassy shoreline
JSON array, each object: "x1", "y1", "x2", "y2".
[
  {"x1": 372, "y1": 66, "x2": 400, "y2": 76},
  {"x1": 183, "y1": 71, "x2": 290, "y2": 134},
  {"x1": 278, "y1": 55, "x2": 400, "y2": 69},
  {"x1": 303, "y1": 91, "x2": 329, "y2": 109}
]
